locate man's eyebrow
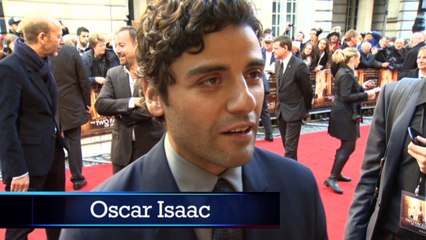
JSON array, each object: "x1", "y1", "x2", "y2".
[
  {"x1": 185, "y1": 59, "x2": 265, "y2": 78},
  {"x1": 247, "y1": 58, "x2": 265, "y2": 68},
  {"x1": 186, "y1": 65, "x2": 229, "y2": 78}
]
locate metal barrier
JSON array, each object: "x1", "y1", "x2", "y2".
[
  {"x1": 267, "y1": 68, "x2": 400, "y2": 117},
  {"x1": 81, "y1": 68, "x2": 400, "y2": 137}
]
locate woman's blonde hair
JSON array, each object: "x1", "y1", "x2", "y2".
[{"x1": 332, "y1": 47, "x2": 360, "y2": 65}]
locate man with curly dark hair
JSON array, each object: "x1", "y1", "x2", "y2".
[{"x1": 60, "y1": 1, "x2": 327, "y2": 239}]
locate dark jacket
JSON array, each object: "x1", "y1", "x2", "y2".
[
  {"x1": 357, "y1": 51, "x2": 375, "y2": 69},
  {"x1": 60, "y1": 137, "x2": 328, "y2": 240},
  {"x1": 0, "y1": 53, "x2": 66, "y2": 181},
  {"x1": 52, "y1": 45, "x2": 91, "y2": 131},
  {"x1": 401, "y1": 42, "x2": 426, "y2": 72},
  {"x1": 345, "y1": 78, "x2": 425, "y2": 240},
  {"x1": 275, "y1": 55, "x2": 313, "y2": 121},
  {"x1": 372, "y1": 45, "x2": 390, "y2": 64},
  {"x1": 398, "y1": 68, "x2": 418, "y2": 80},
  {"x1": 95, "y1": 66, "x2": 165, "y2": 166},
  {"x1": 328, "y1": 66, "x2": 368, "y2": 140},
  {"x1": 387, "y1": 45, "x2": 406, "y2": 71},
  {"x1": 81, "y1": 48, "x2": 119, "y2": 86}
]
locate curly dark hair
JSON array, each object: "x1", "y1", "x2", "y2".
[{"x1": 136, "y1": 0, "x2": 262, "y2": 105}]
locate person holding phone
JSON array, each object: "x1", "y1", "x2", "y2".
[
  {"x1": 345, "y1": 76, "x2": 426, "y2": 240},
  {"x1": 325, "y1": 47, "x2": 378, "y2": 194}
]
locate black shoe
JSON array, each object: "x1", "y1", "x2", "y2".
[
  {"x1": 265, "y1": 136, "x2": 274, "y2": 142},
  {"x1": 73, "y1": 179, "x2": 87, "y2": 190},
  {"x1": 324, "y1": 178, "x2": 343, "y2": 194},
  {"x1": 338, "y1": 174, "x2": 351, "y2": 182}
]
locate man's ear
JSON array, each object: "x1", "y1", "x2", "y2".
[
  {"x1": 143, "y1": 81, "x2": 164, "y2": 117},
  {"x1": 38, "y1": 32, "x2": 47, "y2": 45}
]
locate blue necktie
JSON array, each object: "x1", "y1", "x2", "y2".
[{"x1": 212, "y1": 178, "x2": 243, "y2": 240}]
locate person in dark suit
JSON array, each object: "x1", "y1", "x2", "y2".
[
  {"x1": 398, "y1": 46, "x2": 426, "y2": 80},
  {"x1": 60, "y1": 0, "x2": 327, "y2": 239},
  {"x1": 401, "y1": 32, "x2": 425, "y2": 72},
  {"x1": 260, "y1": 34, "x2": 274, "y2": 142},
  {"x1": 94, "y1": 26, "x2": 164, "y2": 174},
  {"x1": 0, "y1": 15, "x2": 67, "y2": 240},
  {"x1": 272, "y1": 35, "x2": 313, "y2": 160},
  {"x1": 345, "y1": 77, "x2": 426, "y2": 240},
  {"x1": 52, "y1": 44, "x2": 91, "y2": 190},
  {"x1": 325, "y1": 48, "x2": 377, "y2": 194}
]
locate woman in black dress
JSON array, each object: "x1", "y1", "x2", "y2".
[{"x1": 325, "y1": 47, "x2": 377, "y2": 194}]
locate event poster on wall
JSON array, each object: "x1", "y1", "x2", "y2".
[
  {"x1": 82, "y1": 68, "x2": 400, "y2": 137},
  {"x1": 81, "y1": 89, "x2": 114, "y2": 138}
]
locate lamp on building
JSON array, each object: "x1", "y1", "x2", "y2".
[{"x1": 412, "y1": 0, "x2": 426, "y2": 32}]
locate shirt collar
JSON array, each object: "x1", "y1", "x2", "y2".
[
  {"x1": 282, "y1": 52, "x2": 292, "y2": 66},
  {"x1": 164, "y1": 133, "x2": 243, "y2": 192},
  {"x1": 418, "y1": 70, "x2": 426, "y2": 80}
]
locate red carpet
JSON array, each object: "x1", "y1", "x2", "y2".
[
  {"x1": 0, "y1": 126, "x2": 370, "y2": 240},
  {"x1": 257, "y1": 126, "x2": 370, "y2": 240}
]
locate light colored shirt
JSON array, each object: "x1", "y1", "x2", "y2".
[
  {"x1": 418, "y1": 70, "x2": 426, "y2": 79},
  {"x1": 281, "y1": 52, "x2": 292, "y2": 74},
  {"x1": 123, "y1": 66, "x2": 136, "y2": 141},
  {"x1": 164, "y1": 133, "x2": 243, "y2": 240}
]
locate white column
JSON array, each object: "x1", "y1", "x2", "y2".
[{"x1": 356, "y1": 0, "x2": 374, "y2": 32}]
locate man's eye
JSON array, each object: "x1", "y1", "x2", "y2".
[
  {"x1": 245, "y1": 70, "x2": 263, "y2": 80},
  {"x1": 200, "y1": 77, "x2": 222, "y2": 88},
  {"x1": 207, "y1": 77, "x2": 220, "y2": 85}
]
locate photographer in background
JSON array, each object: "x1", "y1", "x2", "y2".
[
  {"x1": 387, "y1": 38, "x2": 406, "y2": 71},
  {"x1": 371, "y1": 36, "x2": 390, "y2": 69}
]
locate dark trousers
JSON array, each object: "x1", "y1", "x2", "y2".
[
  {"x1": 112, "y1": 141, "x2": 140, "y2": 174},
  {"x1": 64, "y1": 127, "x2": 85, "y2": 182},
  {"x1": 260, "y1": 93, "x2": 273, "y2": 138},
  {"x1": 277, "y1": 116, "x2": 302, "y2": 160},
  {"x1": 5, "y1": 144, "x2": 65, "y2": 240},
  {"x1": 330, "y1": 139, "x2": 356, "y2": 177}
]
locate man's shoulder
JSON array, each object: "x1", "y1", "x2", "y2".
[
  {"x1": 81, "y1": 49, "x2": 94, "y2": 61},
  {"x1": 290, "y1": 55, "x2": 303, "y2": 64},
  {"x1": 106, "y1": 65, "x2": 125, "y2": 78},
  {"x1": 250, "y1": 148, "x2": 319, "y2": 196},
  {"x1": 0, "y1": 54, "x2": 24, "y2": 72},
  {"x1": 95, "y1": 154, "x2": 151, "y2": 191},
  {"x1": 94, "y1": 140, "x2": 169, "y2": 192},
  {"x1": 414, "y1": 41, "x2": 426, "y2": 50},
  {"x1": 252, "y1": 147, "x2": 312, "y2": 176},
  {"x1": 290, "y1": 55, "x2": 309, "y2": 72},
  {"x1": 60, "y1": 44, "x2": 80, "y2": 55}
]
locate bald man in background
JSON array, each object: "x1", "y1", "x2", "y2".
[
  {"x1": 401, "y1": 32, "x2": 425, "y2": 72},
  {"x1": 0, "y1": 14, "x2": 66, "y2": 240}
]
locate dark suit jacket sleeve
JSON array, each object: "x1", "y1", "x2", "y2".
[
  {"x1": 295, "y1": 62, "x2": 313, "y2": 110},
  {"x1": 120, "y1": 108, "x2": 153, "y2": 126},
  {"x1": 345, "y1": 83, "x2": 391, "y2": 240},
  {"x1": 74, "y1": 48, "x2": 91, "y2": 107},
  {"x1": 94, "y1": 68, "x2": 152, "y2": 125},
  {"x1": 0, "y1": 64, "x2": 28, "y2": 177},
  {"x1": 95, "y1": 68, "x2": 133, "y2": 115}
]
